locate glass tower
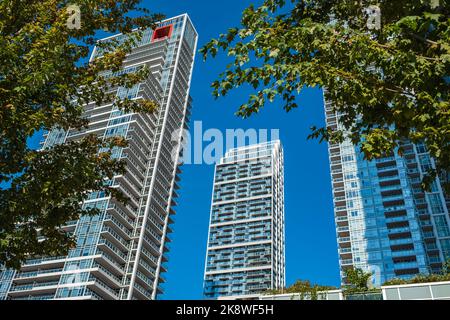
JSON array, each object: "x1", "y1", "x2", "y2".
[
  {"x1": 0, "y1": 14, "x2": 198, "y2": 300},
  {"x1": 203, "y1": 141, "x2": 285, "y2": 299},
  {"x1": 325, "y1": 96, "x2": 450, "y2": 286}
]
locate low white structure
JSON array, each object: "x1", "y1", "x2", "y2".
[
  {"x1": 221, "y1": 281, "x2": 450, "y2": 300},
  {"x1": 260, "y1": 290, "x2": 344, "y2": 301},
  {"x1": 381, "y1": 281, "x2": 450, "y2": 300}
]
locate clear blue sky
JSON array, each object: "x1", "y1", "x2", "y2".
[
  {"x1": 25, "y1": 0, "x2": 340, "y2": 299},
  {"x1": 142, "y1": 0, "x2": 341, "y2": 299}
]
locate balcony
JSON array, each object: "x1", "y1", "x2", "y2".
[
  {"x1": 95, "y1": 254, "x2": 125, "y2": 275},
  {"x1": 132, "y1": 282, "x2": 152, "y2": 300},
  {"x1": 338, "y1": 237, "x2": 351, "y2": 243},
  {"x1": 14, "y1": 268, "x2": 64, "y2": 283},
  {"x1": 339, "y1": 248, "x2": 352, "y2": 254},
  {"x1": 115, "y1": 175, "x2": 142, "y2": 200},
  {"x1": 8, "y1": 281, "x2": 59, "y2": 297},
  {"x1": 11, "y1": 294, "x2": 54, "y2": 300},
  {"x1": 392, "y1": 250, "x2": 417, "y2": 258},
  {"x1": 97, "y1": 239, "x2": 127, "y2": 263},
  {"x1": 104, "y1": 214, "x2": 133, "y2": 240},
  {"x1": 91, "y1": 264, "x2": 123, "y2": 289},
  {"x1": 107, "y1": 203, "x2": 135, "y2": 229},
  {"x1": 337, "y1": 226, "x2": 350, "y2": 232},
  {"x1": 87, "y1": 278, "x2": 119, "y2": 300},
  {"x1": 21, "y1": 256, "x2": 66, "y2": 271},
  {"x1": 60, "y1": 220, "x2": 78, "y2": 233},
  {"x1": 101, "y1": 226, "x2": 130, "y2": 252}
]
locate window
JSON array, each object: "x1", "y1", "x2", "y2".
[
  {"x1": 428, "y1": 194, "x2": 444, "y2": 214},
  {"x1": 440, "y1": 239, "x2": 450, "y2": 259},
  {"x1": 416, "y1": 143, "x2": 427, "y2": 154},
  {"x1": 343, "y1": 155, "x2": 354, "y2": 162},
  {"x1": 434, "y1": 215, "x2": 450, "y2": 238},
  {"x1": 345, "y1": 173, "x2": 356, "y2": 179},
  {"x1": 419, "y1": 154, "x2": 433, "y2": 172},
  {"x1": 347, "y1": 190, "x2": 359, "y2": 199}
]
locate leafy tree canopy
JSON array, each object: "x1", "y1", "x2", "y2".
[
  {"x1": 343, "y1": 268, "x2": 374, "y2": 293},
  {"x1": 266, "y1": 279, "x2": 337, "y2": 300},
  {"x1": 0, "y1": 0, "x2": 162, "y2": 269},
  {"x1": 200, "y1": 0, "x2": 450, "y2": 191},
  {"x1": 383, "y1": 271, "x2": 450, "y2": 286},
  {"x1": 442, "y1": 258, "x2": 450, "y2": 274}
]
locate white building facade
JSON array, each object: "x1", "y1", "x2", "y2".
[
  {"x1": 204, "y1": 141, "x2": 285, "y2": 298},
  {"x1": 0, "y1": 14, "x2": 198, "y2": 300}
]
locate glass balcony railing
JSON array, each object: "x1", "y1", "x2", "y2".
[
  {"x1": 345, "y1": 292, "x2": 383, "y2": 300},
  {"x1": 10, "y1": 281, "x2": 60, "y2": 292},
  {"x1": 23, "y1": 256, "x2": 66, "y2": 266},
  {"x1": 12, "y1": 294, "x2": 55, "y2": 300},
  {"x1": 16, "y1": 268, "x2": 64, "y2": 279}
]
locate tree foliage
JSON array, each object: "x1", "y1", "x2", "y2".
[
  {"x1": 343, "y1": 268, "x2": 373, "y2": 293},
  {"x1": 444, "y1": 258, "x2": 450, "y2": 274},
  {"x1": 0, "y1": 0, "x2": 162, "y2": 269},
  {"x1": 383, "y1": 272, "x2": 450, "y2": 286},
  {"x1": 265, "y1": 279, "x2": 337, "y2": 300},
  {"x1": 200, "y1": 0, "x2": 450, "y2": 191}
]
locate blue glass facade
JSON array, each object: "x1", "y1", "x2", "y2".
[
  {"x1": 204, "y1": 141, "x2": 285, "y2": 298},
  {"x1": 325, "y1": 98, "x2": 450, "y2": 286}
]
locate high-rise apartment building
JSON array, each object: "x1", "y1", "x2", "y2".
[
  {"x1": 325, "y1": 97, "x2": 450, "y2": 286},
  {"x1": 203, "y1": 141, "x2": 285, "y2": 299},
  {"x1": 0, "y1": 14, "x2": 198, "y2": 300}
]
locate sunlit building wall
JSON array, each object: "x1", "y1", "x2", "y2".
[
  {"x1": 325, "y1": 95, "x2": 450, "y2": 286},
  {"x1": 0, "y1": 14, "x2": 197, "y2": 300},
  {"x1": 204, "y1": 141, "x2": 285, "y2": 298}
]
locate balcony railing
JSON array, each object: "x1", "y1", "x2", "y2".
[
  {"x1": 16, "y1": 268, "x2": 64, "y2": 279},
  {"x1": 10, "y1": 281, "x2": 59, "y2": 292}
]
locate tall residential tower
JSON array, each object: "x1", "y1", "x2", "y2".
[
  {"x1": 203, "y1": 141, "x2": 285, "y2": 299},
  {"x1": 325, "y1": 97, "x2": 450, "y2": 286},
  {"x1": 0, "y1": 14, "x2": 198, "y2": 300}
]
